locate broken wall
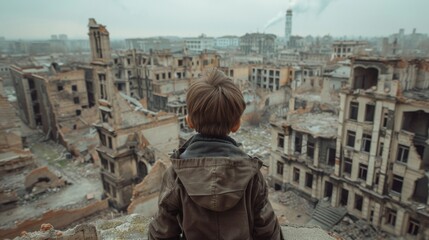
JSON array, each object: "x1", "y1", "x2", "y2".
[{"x1": 0, "y1": 199, "x2": 108, "y2": 239}]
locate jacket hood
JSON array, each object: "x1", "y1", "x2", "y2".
[{"x1": 170, "y1": 134, "x2": 262, "y2": 212}]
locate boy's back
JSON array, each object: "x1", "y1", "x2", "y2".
[{"x1": 148, "y1": 70, "x2": 283, "y2": 240}]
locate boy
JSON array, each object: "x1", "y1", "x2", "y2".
[{"x1": 149, "y1": 69, "x2": 283, "y2": 240}]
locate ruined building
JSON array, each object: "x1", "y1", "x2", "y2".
[
  {"x1": 269, "y1": 57, "x2": 429, "y2": 238},
  {"x1": 88, "y1": 19, "x2": 179, "y2": 210},
  {"x1": 9, "y1": 63, "x2": 99, "y2": 156},
  {"x1": 109, "y1": 47, "x2": 219, "y2": 130},
  {"x1": 240, "y1": 33, "x2": 276, "y2": 55}
]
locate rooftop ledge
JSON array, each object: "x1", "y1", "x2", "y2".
[{"x1": 13, "y1": 214, "x2": 335, "y2": 240}]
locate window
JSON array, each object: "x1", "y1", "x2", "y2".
[
  {"x1": 156, "y1": 74, "x2": 159, "y2": 80},
  {"x1": 386, "y1": 208, "x2": 396, "y2": 226},
  {"x1": 178, "y1": 59, "x2": 183, "y2": 66},
  {"x1": 378, "y1": 142, "x2": 384, "y2": 157},
  {"x1": 382, "y1": 111, "x2": 389, "y2": 128},
  {"x1": 109, "y1": 162, "x2": 115, "y2": 174},
  {"x1": 305, "y1": 173, "x2": 313, "y2": 188},
  {"x1": 407, "y1": 218, "x2": 420, "y2": 236},
  {"x1": 365, "y1": 104, "x2": 375, "y2": 122},
  {"x1": 391, "y1": 175, "x2": 403, "y2": 194},
  {"x1": 100, "y1": 133, "x2": 106, "y2": 147},
  {"x1": 293, "y1": 168, "x2": 300, "y2": 183},
  {"x1": 396, "y1": 145, "x2": 409, "y2": 163},
  {"x1": 354, "y1": 194, "x2": 363, "y2": 211},
  {"x1": 57, "y1": 85, "x2": 64, "y2": 91},
  {"x1": 76, "y1": 110, "x2": 81, "y2": 116},
  {"x1": 72, "y1": 85, "x2": 77, "y2": 92},
  {"x1": 349, "y1": 102, "x2": 359, "y2": 120},
  {"x1": 344, "y1": 157, "x2": 352, "y2": 174},
  {"x1": 362, "y1": 134, "x2": 372, "y2": 153},
  {"x1": 101, "y1": 111, "x2": 110, "y2": 123},
  {"x1": 108, "y1": 136, "x2": 113, "y2": 149},
  {"x1": 277, "y1": 133, "x2": 285, "y2": 148},
  {"x1": 127, "y1": 58, "x2": 131, "y2": 65},
  {"x1": 295, "y1": 135, "x2": 302, "y2": 153},
  {"x1": 101, "y1": 156, "x2": 108, "y2": 170},
  {"x1": 73, "y1": 97, "x2": 80, "y2": 104},
  {"x1": 276, "y1": 161, "x2": 284, "y2": 175},
  {"x1": 307, "y1": 138, "x2": 315, "y2": 158},
  {"x1": 346, "y1": 131, "x2": 356, "y2": 147},
  {"x1": 327, "y1": 148, "x2": 336, "y2": 166},
  {"x1": 358, "y1": 164, "x2": 368, "y2": 181}
]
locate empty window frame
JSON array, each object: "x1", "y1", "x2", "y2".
[
  {"x1": 358, "y1": 164, "x2": 368, "y2": 181},
  {"x1": 276, "y1": 161, "x2": 284, "y2": 175},
  {"x1": 346, "y1": 130, "x2": 356, "y2": 148},
  {"x1": 293, "y1": 167, "x2": 300, "y2": 183},
  {"x1": 391, "y1": 175, "x2": 403, "y2": 194},
  {"x1": 349, "y1": 102, "x2": 359, "y2": 120},
  {"x1": 396, "y1": 145, "x2": 409, "y2": 163},
  {"x1": 365, "y1": 104, "x2": 375, "y2": 122},
  {"x1": 386, "y1": 208, "x2": 396, "y2": 226},
  {"x1": 305, "y1": 173, "x2": 313, "y2": 188},
  {"x1": 277, "y1": 133, "x2": 285, "y2": 148},
  {"x1": 344, "y1": 157, "x2": 352, "y2": 175},
  {"x1": 362, "y1": 134, "x2": 372, "y2": 153},
  {"x1": 354, "y1": 194, "x2": 363, "y2": 211},
  {"x1": 407, "y1": 218, "x2": 420, "y2": 236}
]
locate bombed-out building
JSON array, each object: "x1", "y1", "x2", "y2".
[
  {"x1": 269, "y1": 57, "x2": 429, "y2": 238},
  {"x1": 110, "y1": 47, "x2": 219, "y2": 129},
  {"x1": 88, "y1": 19, "x2": 179, "y2": 210},
  {"x1": 9, "y1": 62, "x2": 99, "y2": 155}
]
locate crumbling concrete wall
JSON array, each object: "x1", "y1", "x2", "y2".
[
  {"x1": 0, "y1": 199, "x2": 108, "y2": 239},
  {"x1": 24, "y1": 166, "x2": 66, "y2": 194},
  {"x1": 128, "y1": 159, "x2": 170, "y2": 214}
]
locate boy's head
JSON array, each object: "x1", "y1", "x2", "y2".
[{"x1": 186, "y1": 69, "x2": 246, "y2": 137}]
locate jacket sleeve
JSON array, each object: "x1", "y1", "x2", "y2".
[
  {"x1": 148, "y1": 167, "x2": 182, "y2": 240},
  {"x1": 252, "y1": 171, "x2": 284, "y2": 240}
]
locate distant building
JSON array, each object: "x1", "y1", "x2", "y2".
[
  {"x1": 215, "y1": 36, "x2": 240, "y2": 49},
  {"x1": 240, "y1": 33, "x2": 276, "y2": 55},
  {"x1": 184, "y1": 34, "x2": 215, "y2": 52},
  {"x1": 250, "y1": 65, "x2": 293, "y2": 91},
  {"x1": 125, "y1": 38, "x2": 184, "y2": 52},
  {"x1": 285, "y1": 9, "x2": 292, "y2": 46},
  {"x1": 332, "y1": 41, "x2": 368, "y2": 59}
]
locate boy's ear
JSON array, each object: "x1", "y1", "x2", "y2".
[
  {"x1": 186, "y1": 115, "x2": 194, "y2": 129},
  {"x1": 231, "y1": 120, "x2": 241, "y2": 133}
]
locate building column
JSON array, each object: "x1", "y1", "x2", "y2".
[
  {"x1": 302, "y1": 134, "x2": 308, "y2": 156},
  {"x1": 373, "y1": 202, "x2": 382, "y2": 227},
  {"x1": 313, "y1": 139, "x2": 320, "y2": 167},
  {"x1": 335, "y1": 93, "x2": 347, "y2": 177}
]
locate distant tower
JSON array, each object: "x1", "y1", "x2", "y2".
[
  {"x1": 88, "y1": 18, "x2": 112, "y2": 63},
  {"x1": 285, "y1": 8, "x2": 292, "y2": 46}
]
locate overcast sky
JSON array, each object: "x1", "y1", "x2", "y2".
[{"x1": 0, "y1": 0, "x2": 428, "y2": 40}]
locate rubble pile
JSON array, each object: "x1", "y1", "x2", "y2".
[
  {"x1": 231, "y1": 123, "x2": 272, "y2": 161},
  {"x1": 331, "y1": 218, "x2": 391, "y2": 240},
  {"x1": 276, "y1": 191, "x2": 314, "y2": 216}
]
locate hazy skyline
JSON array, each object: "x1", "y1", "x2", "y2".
[{"x1": 1, "y1": 0, "x2": 428, "y2": 39}]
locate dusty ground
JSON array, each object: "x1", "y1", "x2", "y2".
[{"x1": 0, "y1": 126, "x2": 104, "y2": 229}]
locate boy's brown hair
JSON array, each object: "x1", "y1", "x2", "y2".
[{"x1": 186, "y1": 69, "x2": 246, "y2": 136}]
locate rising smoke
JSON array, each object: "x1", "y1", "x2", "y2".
[{"x1": 263, "y1": 0, "x2": 336, "y2": 31}]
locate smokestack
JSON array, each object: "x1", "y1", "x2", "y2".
[{"x1": 285, "y1": 8, "x2": 292, "y2": 46}]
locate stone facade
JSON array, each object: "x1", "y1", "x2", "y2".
[
  {"x1": 269, "y1": 57, "x2": 429, "y2": 239},
  {"x1": 88, "y1": 19, "x2": 180, "y2": 210}
]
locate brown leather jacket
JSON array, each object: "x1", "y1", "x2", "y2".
[{"x1": 148, "y1": 134, "x2": 283, "y2": 240}]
